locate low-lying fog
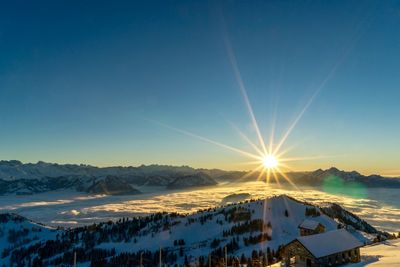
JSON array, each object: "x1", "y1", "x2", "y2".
[{"x1": 0, "y1": 181, "x2": 398, "y2": 233}]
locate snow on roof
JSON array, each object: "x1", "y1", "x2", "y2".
[
  {"x1": 296, "y1": 229, "x2": 363, "y2": 258},
  {"x1": 298, "y1": 219, "x2": 321, "y2": 230}
]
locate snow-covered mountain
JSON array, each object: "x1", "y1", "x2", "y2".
[
  {"x1": 287, "y1": 167, "x2": 400, "y2": 188},
  {"x1": 0, "y1": 195, "x2": 391, "y2": 266},
  {"x1": 0, "y1": 161, "x2": 218, "y2": 195},
  {"x1": 0, "y1": 161, "x2": 201, "y2": 181}
]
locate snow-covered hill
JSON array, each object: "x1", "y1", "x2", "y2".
[{"x1": 0, "y1": 195, "x2": 390, "y2": 266}]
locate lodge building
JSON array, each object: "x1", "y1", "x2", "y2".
[
  {"x1": 283, "y1": 229, "x2": 362, "y2": 267},
  {"x1": 298, "y1": 219, "x2": 326, "y2": 236}
]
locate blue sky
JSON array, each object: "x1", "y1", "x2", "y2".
[{"x1": 0, "y1": 0, "x2": 399, "y2": 174}]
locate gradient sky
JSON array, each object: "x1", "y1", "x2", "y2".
[{"x1": 1, "y1": 0, "x2": 399, "y2": 175}]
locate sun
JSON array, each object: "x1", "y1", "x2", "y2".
[{"x1": 262, "y1": 155, "x2": 279, "y2": 169}]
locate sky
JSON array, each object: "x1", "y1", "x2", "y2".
[{"x1": 0, "y1": 0, "x2": 399, "y2": 175}]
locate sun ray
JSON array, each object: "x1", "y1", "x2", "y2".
[
  {"x1": 275, "y1": 162, "x2": 294, "y2": 171},
  {"x1": 268, "y1": 106, "x2": 278, "y2": 155},
  {"x1": 148, "y1": 119, "x2": 262, "y2": 161},
  {"x1": 272, "y1": 170, "x2": 282, "y2": 188},
  {"x1": 279, "y1": 155, "x2": 330, "y2": 162},
  {"x1": 237, "y1": 160, "x2": 265, "y2": 165},
  {"x1": 223, "y1": 31, "x2": 268, "y2": 155},
  {"x1": 275, "y1": 143, "x2": 299, "y2": 158},
  {"x1": 276, "y1": 168, "x2": 300, "y2": 190},
  {"x1": 233, "y1": 165, "x2": 264, "y2": 183},
  {"x1": 272, "y1": 31, "x2": 357, "y2": 156},
  {"x1": 266, "y1": 168, "x2": 271, "y2": 185},
  {"x1": 229, "y1": 122, "x2": 265, "y2": 157},
  {"x1": 256, "y1": 168, "x2": 267, "y2": 182},
  {"x1": 272, "y1": 89, "x2": 320, "y2": 156}
]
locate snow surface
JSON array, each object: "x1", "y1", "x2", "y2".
[
  {"x1": 345, "y1": 239, "x2": 400, "y2": 266},
  {"x1": 0, "y1": 214, "x2": 59, "y2": 264}
]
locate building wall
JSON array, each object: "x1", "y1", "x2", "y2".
[
  {"x1": 283, "y1": 241, "x2": 316, "y2": 267},
  {"x1": 299, "y1": 224, "x2": 325, "y2": 236},
  {"x1": 316, "y1": 248, "x2": 360, "y2": 266}
]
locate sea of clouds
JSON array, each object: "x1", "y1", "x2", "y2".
[{"x1": 0, "y1": 181, "x2": 398, "y2": 233}]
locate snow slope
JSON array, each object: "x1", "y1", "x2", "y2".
[
  {"x1": 345, "y1": 239, "x2": 400, "y2": 266},
  {"x1": 0, "y1": 214, "x2": 59, "y2": 264}
]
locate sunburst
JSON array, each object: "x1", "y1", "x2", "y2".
[
  {"x1": 149, "y1": 24, "x2": 343, "y2": 188},
  {"x1": 150, "y1": 114, "x2": 309, "y2": 188}
]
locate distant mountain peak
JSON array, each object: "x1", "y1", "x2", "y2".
[
  {"x1": 313, "y1": 167, "x2": 363, "y2": 178},
  {"x1": 327, "y1": 166, "x2": 340, "y2": 172},
  {"x1": 0, "y1": 160, "x2": 23, "y2": 166}
]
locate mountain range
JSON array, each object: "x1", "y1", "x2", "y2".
[
  {"x1": 287, "y1": 167, "x2": 400, "y2": 188},
  {"x1": 0, "y1": 160, "x2": 218, "y2": 195},
  {"x1": 0, "y1": 160, "x2": 399, "y2": 196}
]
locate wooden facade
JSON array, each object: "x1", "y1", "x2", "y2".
[{"x1": 299, "y1": 223, "x2": 325, "y2": 236}]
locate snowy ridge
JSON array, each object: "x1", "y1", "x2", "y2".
[{"x1": 320, "y1": 203, "x2": 380, "y2": 234}]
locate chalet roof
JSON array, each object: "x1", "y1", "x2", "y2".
[
  {"x1": 296, "y1": 229, "x2": 363, "y2": 258},
  {"x1": 298, "y1": 219, "x2": 322, "y2": 230}
]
